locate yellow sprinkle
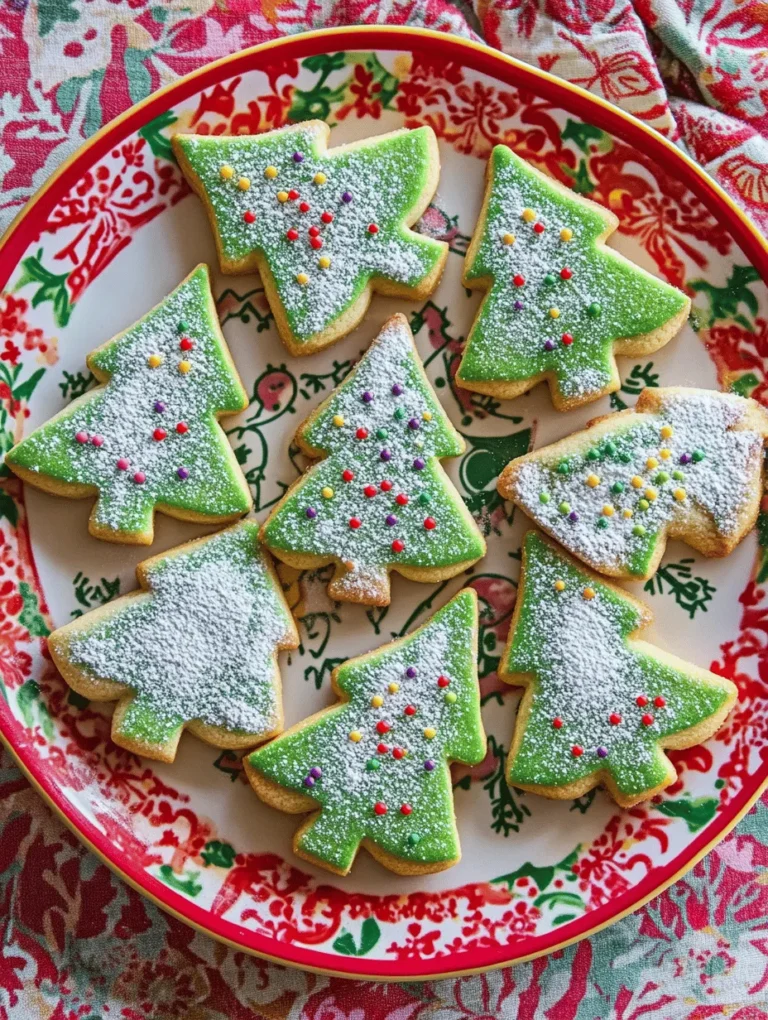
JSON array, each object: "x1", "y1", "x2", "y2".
[
  {"x1": 178, "y1": 360, "x2": 191, "y2": 374},
  {"x1": 645, "y1": 488, "x2": 657, "y2": 501},
  {"x1": 549, "y1": 307, "x2": 560, "y2": 319},
  {"x1": 388, "y1": 682, "x2": 400, "y2": 694},
  {"x1": 560, "y1": 227, "x2": 573, "y2": 241},
  {"x1": 646, "y1": 457, "x2": 659, "y2": 469},
  {"x1": 602, "y1": 505, "x2": 614, "y2": 517},
  {"x1": 623, "y1": 508, "x2": 633, "y2": 519},
  {"x1": 661, "y1": 425, "x2": 673, "y2": 439},
  {"x1": 349, "y1": 730, "x2": 362, "y2": 743},
  {"x1": 237, "y1": 176, "x2": 250, "y2": 191},
  {"x1": 333, "y1": 414, "x2": 345, "y2": 427},
  {"x1": 660, "y1": 448, "x2": 671, "y2": 460},
  {"x1": 371, "y1": 695, "x2": 384, "y2": 708},
  {"x1": 264, "y1": 165, "x2": 278, "y2": 179},
  {"x1": 318, "y1": 256, "x2": 331, "y2": 269},
  {"x1": 554, "y1": 579, "x2": 566, "y2": 592},
  {"x1": 583, "y1": 587, "x2": 596, "y2": 601},
  {"x1": 674, "y1": 487, "x2": 687, "y2": 501},
  {"x1": 586, "y1": 474, "x2": 600, "y2": 488},
  {"x1": 422, "y1": 411, "x2": 433, "y2": 422},
  {"x1": 147, "y1": 353, "x2": 163, "y2": 368},
  {"x1": 277, "y1": 190, "x2": 289, "y2": 203},
  {"x1": 313, "y1": 172, "x2": 327, "y2": 185},
  {"x1": 219, "y1": 164, "x2": 234, "y2": 180},
  {"x1": 502, "y1": 232, "x2": 515, "y2": 245},
  {"x1": 321, "y1": 486, "x2": 334, "y2": 499},
  {"x1": 296, "y1": 273, "x2": 309, "y2": 285},
  {"x1": 423, "y1": 727, "x2": 437, "y2": 739},
  {"x1": 522, "y1": 208, "x2": 536, "y2": 222},
  {"x1": 631, "y1": 476, "x2": 644, "y2": 489}
]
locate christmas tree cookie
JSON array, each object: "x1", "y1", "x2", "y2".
[
  {"x1": 245, "y1": 588, "x2": 486, "y2": 876},
  {"x1": 498, "y1": 387, "x2": 768, "y2": 580},
  {"x1": 457, "y1": 145, "x2": 690, "y2": 409},
  {"x1": 173, "y1": 122, "x2": 447, "y2": 356},
  {"x1": 260, "y1": 314, "x2": 486, "y2": 606},
  {"x1": 5, "y1": 265, "x2": 252, "y2": 545},
  {"x1": 502, "y1": 532, "x2": 737, "y2": 806},
  {"x1": 48, "y1": 522, "x2": 298, "y2": 763}
]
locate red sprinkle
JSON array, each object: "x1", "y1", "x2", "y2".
[
  {"x1": 392, "y1": 539, "x2": 405, "y2": 553},
  {"x1": 116, "y1": 458, "x2": 129, "y2": 471},
  {"x1": 561, "y1": 333, "x2": 574, "y2": 346},
  {"x1": 437, "y1": 676, "x2": 450, "y2": 688},
  {"x1": 380, "y1": 480, "x2": 393, "y2": 491},
  {"x1": 243, "y1": 210, "x2": 256, "y2": 224},
  {"x1": 91, "y1": 435, "x2": 104, "y2": 447},
  {"x1": 286, "y1": 228, "x2": 299, "y2": 241},
  {"x1": 560, "y1": 267, "x2": 573, "y2": 280},
  {"x1": 310, "y1": 237, "x2": 323, "y2": 249},
  {"x1": 395, "y1": 493, "x2": 409, "y2": 506},
  {"x1": 288, "y1": 189, "x2": 299, "y2": 200},
  {"x1": 342, "y1": 469, "x2": 354, "y2": 482},
  {"x1": 179, "y1": 337, "x2": 194, "y2": 351},
  {"x1": 133, "y1": 472, "x2": 146, "y2": 485},
  {"x1": 513, "y1": 274, "x2": 525, "y2": 287},
  {"x1": 374, "y1": 802, "x2": 387, "y2": 816},
  {"x1": 176, "y1": 422, "x2": 188, "y2": 434},
  {"x1": 376, "y1": 720, "x2": 391, "y2": 734},
  {"x1": 364, "y1": 485, "x2": 377, "y2": 498},
  {"x1": 642, "y1": 713, "x2": 654, "y2": 726},
  {"x1": 356, "y1": 427, "x2": 368, "y2": 440},
  {"x1": 153, "y1": 428, "x2": 167, "y2": 442},
  {"x1": 368, "y1": 223, "x2": 379, "y2": 234},
  {"x1": 400, "y1": 804, "x2": 412, "y2": 815},
  {"x1": 552, "y1": 717, "x2": 563, "y2": 729},
  {"x1": 321, "y1": 211, "x2": 333, "y2": 223},
  {"x1": 404, "y1": 705, "x2": 416, "y2": 716},
  {"x1": 309, "y1": 225, "x2": 320, "y2": 237},
  {"x1": 609, "y1": 713, "x2": 622, "y2": 725},
  {"x1": 299, "y1": 201, "x2": 310, "y2": 213},
  {"x1": 636, "y1": 695, "x2": 648, "y2": 707},
  {"x1": 75, "y1": 431, "x2": 89, "y2": 444},
  {"x1": 349, "y1": 517, "x2": 361, "y2": 530},
  {"x1": 654, "y1": 696, "x2": 666, "y2": 708},
  {"x1": 424, "y1": 517, "x2": 437, "y2": 530},
  {"x1": 533, "y1": 222, "x2": 545, "y2": 234},
  {"x1": 571, "y1": 745, "x2": 583, "y2": 756},
  {"x1": 377, "y1": 743, "x2": 389, "y2": 754},
  {"x1": 393, "y1": 747, "x2": 406, "y2": 759}
]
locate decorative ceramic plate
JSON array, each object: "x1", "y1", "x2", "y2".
[{"x1": 1, "y1": 26, "x2": 768, "y2": 981}]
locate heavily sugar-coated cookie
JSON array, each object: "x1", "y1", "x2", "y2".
[
  {"x1": 48, "y1": 521, "x2": 298, "y2": 763},
  {"x1": 502, "y1": 532, "x2": 737, "y2": 807},
  {"x1": 245, "y1": 589, "x2": 486, "y2": 876},
  {"x1": 5, "y1": 265, "x2": 252, "y2": 545},
  {"x1": 498, "y1": 387, "x2": 768, "y2": 580},
  {"x1": 173, "y1": 122, "x2": 447, "y2": 356},
  {"x1": 260, "y1": 313, "x2": 486, "y2": 606},
  {"x1": 457, "y1": 145, "x2": 690, "y2": 410}
]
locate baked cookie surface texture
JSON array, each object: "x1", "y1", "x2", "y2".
[
  {"x1": 261, "y1": 313, "x2": 486, "y2": 605},
  {"x1": 502, "y1": 532, "x2": 737, "y2": 807},
  {"x1": 498, "y1": 387, "x2": 768, "y2": 580},
  {"x1": 48, "y1": 521, "x2": 298, "y2": 762},
  {"x1": 245, "y1": 588, "x2": 486, "y2": 876},
  {"x1": 173, "y1": 122, "x2": 447, "y2": 354},
  {"x1": 5, "y1": 265, "x2": 251, "y2": 544},
  {"x1": 458, "y1": 145, "x2": 690, "y2": 409}
]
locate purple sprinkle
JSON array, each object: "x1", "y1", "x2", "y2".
[
  {"x1": 310, "y1": 766, "x2": 322, "y2": 779},
  {"x1": 306, "y1": 506, "x2": 317, "y2": 519},
  {"x1": 568, "y1": 511, "x2": 579, "y2": 523},
  {"x1": 680, "y1": 453, "x2": 692, "y2": 465},
  {"x1": 154, "y1": 401, "x2": 166, "y2": 414},
  {"x1": 386, "y1": 514, "x2": 397, "y2": 527},
  {"x1": 362, "y1": 390, "x2": 373, "y2": 403},
  {"x1": 408, "y1": 418, "x2": 420, "y2": 430},
  {"x1": 514, "y1": 299, "x2": 524, "y2": 311},
  {"x1": 406, "y1": 667, "x2": 417, "y2": 679},
  {"x1": 293, "y1": 152, "x2": 304, "y2": 163},
  {"x1": 380, "y1": 449, "x2": 391, "y2": 462},
  {"x1": 177, "y1": 467, "x2": 189, "y2": 480},
  {"x1": 391, "y1": 383, "x2": 403, "y2": 396},
  {"x1": 596, "y1": 747, "x2": 608, "y2": 759},
  {"x1": 423, "y1": 759, "x2": 435, "y2": 772},
  {"x1": 413, "y1": 458, "x2": 425, "y2": 470},
  {"x1": 303, "y1": 776, "x2": 315, "y2": 787},
  {"x1": 543, "y1": 340, "x2": 555, "y2": 351},
  {"x1": 342, "y1": 191, "x2": 353, "y2": 203}
]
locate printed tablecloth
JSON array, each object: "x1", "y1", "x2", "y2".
[{"x1": 3, "y1": 1, "x2": 768, "y2": 1017}]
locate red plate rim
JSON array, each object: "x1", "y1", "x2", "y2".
[{"x1": 1, "y1": 25, "x2": 767, "y2": 981}]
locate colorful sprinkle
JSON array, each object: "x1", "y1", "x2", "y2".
[
  {"x1": 642, "y1": 713, "x2": 654, "y2": 726},
  {"x1": 356, "y1": 427, "x2": 368, "y2": 440},
  {"x1": 655, "y1": 471, "x2": 670, "y2": 484},
  {"x1": 413, "y1": 458, "x2": 425, "y2": 470},
  {"x1": 423, "y1": 760, "x2": 435, "y2": 771},
  {"x1": 660, "y1": 449, "x2": 672, "y2": 460},
  {"x1": 533, "y1": 222, "x2": 545, "y2": 234},
  {"x1": 406, "y1": 667, "x2": 417, "y2": 678},
  {"x1": 153, "y1": 428, "x2": 166, "y2": 442},
  {"x1": 582, "y1": 587, "x2": 596, "y2": 600},
  {"x1": 381, "y1": 480, "x2": 393, "y2": 491},
  {"x1": 404, "y1": 704, "x2": 416, "y2": 716},
  {"x1": 424, "y1": 517, "x2": 437, "y2": 530},
  {"x1": 644, "y1": 488, "x2": 657, "y2": 501},
  {"x1": 623, "y1": 509, "x2": 633, "y2": 519},
  {"x1": 391, "y1": 383, "x2": 403, "y2": 396},
  {"x1": 376, "y1": 720, "x2": 391, "y2": 735},
  {"x1": 293, "y1": 152, "x2": 304, "y2": 163},
  {"x1": 277, "y1": 191, "x2": 289, "y2": 203},
  {"x1": 377, "y1": 743, "x2": 389, "y2": 754},
  {"x1": 342, "y1": 191, "x2": 353, "y2": 203},
  {"x1": 554, "y1": 579, "x2": 566, "y2": 592},
  {"x1": 396, "y1": 493, "x2": 409, "y2": 506},
  {"x1": 646, "y1": 457, "x2": 659, "y2": 470},
  {"x1": 596, "y1": 747, "x2": 608, "y2": 759},
  {"x1": 286, "y1": 228, "x2": 299, "y2": 241},
  {"x1": 638, "y1": 499, "x2": 650, "y2": 510},
  {"x1": 179, "y1": 337, "x2": 194, "y2": 352},
  {"x1": 333, "y1": 414, "x2": 345, "y2": 427},
  {"x1": 692, "y1": 450, "x2": 705, "y2": 462},
  {"x1": 408, "y1": 417, "x2": 420, "y2": 430},
  {"x1": 392, "y1": 539, "x2": 405, "y2": 553},
  {"x1": 264, "y1": 166, "x2": 278, "y2": 179},
  {"x1": 655, "y1": 696, "x2": 666, "y2": 707},
  {"x1": 561, "y1": 332, "x2": 574, "y2": 346},
  {"x1": 148, "y1": 354, "x2": 163, "y2": 368},
  {"x1": 296, "y1": 273, "x2": 309, "y2": 285},
  {"x1": 423, "y1": 727, "x2": 437, "y2": 739},
  {"x1": 373, "y1": 802, "x2": 387, "y2": 816},
  {"x1": 660, "y1": 424, "x2": 673, "y2": 439},
  {"x1": 539, "y1": 492, "x2": 550, "y2": 504},
  {"x1": 385, "y1": 514, "x2": 397, "y2": 527},
  {"x1": 673, "y1": 487, "x2": 687, "y2": 501},
  {"x1": 305, "y1": 507, "x2": 317, "y2": 519},
  {"x1": 178, "y1": 360, "x2": 192, "y2": 374},
  {"x1": 543, "y1": 340, "x2": 555, "y2": 352},
  {"x1": 552, "y1": 716, "x2": 563, "y2": 728},
  {"x1": 548, "y1": 307, "x2": 560, "y2": 318},
  {"x1": 502, "y1": 232, "x2": 515, "y2": 245},
  {"x1": 400, "y1": 803, "x2": 412, "y2": 815},
  {"x1": 571, "y1": 745, "x2": 583, "y2": 757},
  {"x1": 237, "y1": 176, "x2": 250, "y2": 191},
  {"x1": 303, "y1": 776, "x2": 315, "y2": 788},
  {"x1": 513, "y1": 274, "x2": 525, "y2": 287},
  {"x1": 219, "y1": 165, "x2": 234, "y2": 180},
  {"x1": 568, "y1": 511, "x2": 580, "y2": 523},
  {"x1": 321, "y1": 486, "x2": 334, "y2": 499},
  {"x1": 243, "y1": 210, "x2": 256, "y2": 224},
  {"x1": 366, "y1": 759, "x2": 380, "y2": 771},
  {"x1": 75, "y1": 431, "x2": 89, "y2": 444},
  {"x1": 368, "y1": 223, "x2": 379, "y2": 234},
  {"x1": 116, "y1": 458, "x2": 129, "y2": 471},
  {"x1": 632, "y1": 525, "x2": 646, "y2": 537},
  {"x1": 560, "y1": 228, "x2": 573, "y2": 241},
  {"x1": 602, "y1": 505, "x2": 614, "y2": 517},
  {"x1": 521, "y1": 208, "x2": 536, "y2": 222},
  {"x1": 586, "y1": 474, "x2": 600, "y2": 488},
  {"x1": 406, "y1": 833, "x2": 421, "y2": 847},
  {"x1": 153, "y1": 401, "x2": 165, "y2": 413},
  {"x1": 380, "y1": 448, "x2": 391, "y2": 462},
  {"x1": 636, "y1": 695, "x2": 648, "y2": 707},
  {"x1": 349, "y1": 730, "x2": 362, "y2": 742},
  {"x1": 558, "y1": 502, "x2": 570, "y2": 515},
  {"x1": 371, "y1": 694, "x2": 384, "y2": 708},
  {"x1": 587, "y1": 302, "x2": 601, "y2": 317},
  {"x1": 177, "y1": 467, "x2": 189, "y2": 480},
  {"x1": 609, "y1": 713, "x2": 622, "y2": 725},
  {"x1": 349, "y1": 517, "x2": 361, "y2": 530},
  {"x1": 544, "y1": 273, "x2": 556, "y2": 286},
  {"x1": 389, "y1": 682, "x2": 400, "y2": 694},
  {"x1": 514, "y1": 299, "x2": 524, "y2": 311},
  {"x1": 133, "y1": 472, "x2": 146, "y2": 485},
  {"x1": 423, "y1": 411, "x2": 433, "y2": 422},
  {"x1": 560, "y1": 267, "x2": 573, "y2": 280},
  {"x1": 672, "y1": 470, "x2": 685, "y2": 481}
]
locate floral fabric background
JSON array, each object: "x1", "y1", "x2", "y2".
[{"x1": 3, "y1": 0, "x2": 768, "y2": 1017}]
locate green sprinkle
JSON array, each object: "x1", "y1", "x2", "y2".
[
  {"x1": 365, "y1": 759, "x2": 380, "y2": 772},
  {"x1": 619, "y1": 451, "x2": 632, "y2": 463},
  {"x1": 406, "y1": 833, "x2": 421, "y2": 847},
  {"x1": 655, "y1": 471, "x2": 670, "y2": 484},
  {"x1": 587, "y1": 449, "x2": 600, "y2": 461},
  {"x1": 177, "y1": 320, "x2": 189, "y2": 333},
  {"x1": 587, "y1": 302, "x2": 601, "y2": 317},
  {"x1": 544, "y1": 273, "x2": 556, "y2": 286},
  {"x1": 632, "y1": 525, "x2": 647, "y2": 537},
  {"x1": 376, "y1": 428, "x2": 388, "y2": 440},
  {"x1": 638, "y1": 499, "x2": 650, "y2": 511},
  {"x1": 394, "y1": 407, "x2": 405, "y2": 421},
  {"x1": 418, "y1": 492, "x2": 430, "y2": 505},
  {"x1": 672, "y1": 470, "x2": 685, "y2": 481},
  {"x1": 445, "y1": 692, "x2": 457, "y2": 704},
  {"x1": 539, "y1": 492, "x2": 551, "y2": 504},
  {"x1": 557, "y1": 460, "x2": 570, "y2": 475},
  {"x1": 611, "y1": 481, "x2": 625, "y2": 494},
  {"x1": 558, "y1": 501, "x2": 571, "y2": 514},
  {"x1": 692, "y1": 450, "x2": 705, "y2": 462},
  {"x1": 597, "y1": 517, "x2": 609, "y2": 529},
  {"x1": 603, "y1": 442, "x2": 617, "y2": 456}
]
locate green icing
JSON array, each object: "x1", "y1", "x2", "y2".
[
  {"x1": 504, "y1": 389, "x2": 765, "y2": 578},
  {"x1": 6, "y1": 266, "x2": 250, "y2": 541},
  {"x1": 459, "y1": 145, "x2": 688, "y2": 404},
  {"x1": 175, "y1": 124, "x2": 445, "y2": 347},
  {"x1": 503, "y1": 533, "x2": 734, "y2": 799},
  {"x1": 262, "y1": 316, "x2": 485, "y2": 603},
  {"x1": 51, "y1": 522, "x2": 296, "y2": 754},
  {"x1": 247, "y1": 589, "x2": 486, "y2": 874}
]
